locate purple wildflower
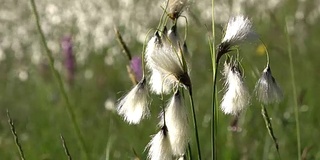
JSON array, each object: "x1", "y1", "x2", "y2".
[
  {"x1": 61, "y1": 36, "x2": 75, "y2": 85},
  {"x1": 130, "y1": 56, "x2": 143, "y2": 82}
]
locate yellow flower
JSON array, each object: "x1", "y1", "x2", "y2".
[{"x1": 256, "y1": 43, "x2": 266, "y2": 56}]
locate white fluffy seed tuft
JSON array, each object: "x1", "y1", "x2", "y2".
[
  {"x1": 145, "y1": 32, "x2": 189, "y2": 94},
  {"x1": 163, "y1": 91, "x2": 189, "y2": 156},
  {"x1": 255, "y1": 65, "x2": 283, "y2": 104},
  {"x1": 149, "y1": 70, "x2": 173, "y2": 94},
  {"x1": 221, "y1": 61, "x2": 250, "y2": 115},
  {"x1": 117, "y1": 79, "x2": 149, "y2": 124},
  {"x1": 146, "y1": 127, "x2": 173, "y2": 160},
  {"x1": 222, "y1": 15, "x2": 256, "y2": 45}
]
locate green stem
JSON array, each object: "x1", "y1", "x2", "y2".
[
  {"x1": 60, "y1": 135, "x2": 72, "y2": 160},
  {"x1": 188, "y1": 143, "x2": 193, "y2": 160},
  {"x1": 114, "y1": 27, "x2": 132, "y2": 61},
  {"x1": 285, "y1": 19, "x2": 301, "y2": 160},
  {"x1": 188, "y1": 88, "x2": 202, "y2": 160},
  {"x1": 158, "y1": 0, "x2": 169, "y2": 30},
  {"x1": 259, "y1": 39, "x2": 270, "y2": 65},
  {"x1": 29, "y1": 1, "x2": 89, "y2": 159},
  {"x1": 211, "y1": 0, "x2": 218, "y2": 159},
  {"x1": 212, "y1": 63, "x2": 218, "y2": 160},
  {"x1": 262, "y1": 103, "x2": 281, "y2": 160},
  {"x1": 261, "y1": 105, "x2": 280, "y2": 158},
  {"x1": 181, "y1": 16, "x2": 189, "y2": 41},
  {"x1": 7, "y1": 110, "x2": 26, "y2": 160}
]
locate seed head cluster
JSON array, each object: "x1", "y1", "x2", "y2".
[
  {"x1": 218, "y1": 15, "x2": 283, "y2": 117},
  {"x1": 114, "y1": 3, "x2": 283, "y2": 159}
]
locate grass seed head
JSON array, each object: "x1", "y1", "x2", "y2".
[
  {"x1": 255, "y1": 65, "x2": 283, "y2": 104},
  {"x1": 167, "y1": 0, "x2": 189, "y2": 20},
  {"x1": 218, "y1": 15, "x2": 257, "y2": 60},
  {"x1": 221, "y1": 60, "x2": 250, "y2": 115},
  {"x1": 146, "y1": 126, "x2": 173, "y2": 160},
  {"x1": 145, "y1": 30, "x2": 191, "y2": 94},
  {"x1": 164, "y1": 90, "x2": 190, "y2": 156},
  {"x1": 117, "y1": 78, "x2": 149, "y2": 124}
]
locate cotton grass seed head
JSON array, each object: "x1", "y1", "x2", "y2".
[
  {"x1": 149, "y1": 69, "x2": 173, "y2": 94},
  {"x1": 145, "y1": 32, "x2": 162, "y2": 70},
  {"x1": 145, "y1": 32, "x2": 171, "y2": 94},
  {"x1": 218, "y1": 15, "x2": 256, "y2": 60},
  {"x1": 145, "y1": 31, "x2": 191, "y2": 94},
  {"x1": 167, "y1": 0, "x2": 189, "y2": 20},
  {"x1": 146, "y1": 126, "x2": 173, "y2": 160},
  {"x1": 117, "y1": 78, "x2": 149, "y2": 124},
  {"x1": 255, "y1": 65, "x2": 283, "y2": 104},
  {"x1": 160, "y1": 90, "x2": 190, "y2": 156},
  {"x1": 150, "y1": 36, "x2": 185, "y2": 79},
  {"x1": 222, "y1": 15, "x2": 255, "y2": 45},
  {"x1": 221, "y1": 60, "x2": 250, "y2": 115}
]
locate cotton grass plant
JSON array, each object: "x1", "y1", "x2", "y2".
[
  {"x1": 115, "y1": 0, "x2": 203, "y2": 159},
  {"x1": 32, "y1": 0, "x2": 285, "y2": 158},
  {"x1": 210, "y1": 13, "x2": 285, "y2": 159},
  {"x1": 253, "y1": 41, "x2": 283, "y2": 156},
  {"x1": 113, "y1": 0, "x2": 287, "y2": 158},
  {"x1": 116, "y1": 9, "x2": 285, "y2": 158},
  {"x1": 5, "y1": 0, "x2": 304, "y2": 159}
]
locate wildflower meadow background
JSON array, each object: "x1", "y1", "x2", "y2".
[{"x1": 1, "y1": 0, "x2": 320, "y2": 159}]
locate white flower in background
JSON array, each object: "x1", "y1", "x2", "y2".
[
  {"x1": 117, "y1": 78, "x2": 149, "y2": 124},
  {"x1": 104, "y1": 98, "x2": 116, "y2": 112},
  {"x1": 146, "y1": 126, "x2": 173, "y2": 160},
  {"x1": 221, "y1": 60, "x2": 250, "y2": 115},
  {"x1": 163, "y1": 90, "x2": 190, "y2": 157},
  {"x1": 255, "y1": 65, "x2": 283, "y2": 104}
]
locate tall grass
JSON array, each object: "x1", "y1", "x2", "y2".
[
  {"x1": 285, "y1": 18, "x2": 301, "y2": 160},
  {"x1": 29, "y1": 0, "x2": 89, "y2": 159},
  {"x1": 7, "y1": 110, "x2": 26, "y2": 160},
  {"x1": 3, "y1": 0, "x2": 318, "y2": 159},
  {"x1": 260, "y1": 104, "x2": 280, "y2": 158},
  {"x1": 210, "y1": 0, "x2": 218, "y2": 159},
  {"x1": 60, "y1": 135, "x2": 72, "y2": 160},
  {"x1": 188, "y1": 89, "x2": 202, "y2": 160}
]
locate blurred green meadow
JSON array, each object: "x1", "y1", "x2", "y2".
[{"x1": 1, "y1": 0, "x2": 320, "y2": 159}]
